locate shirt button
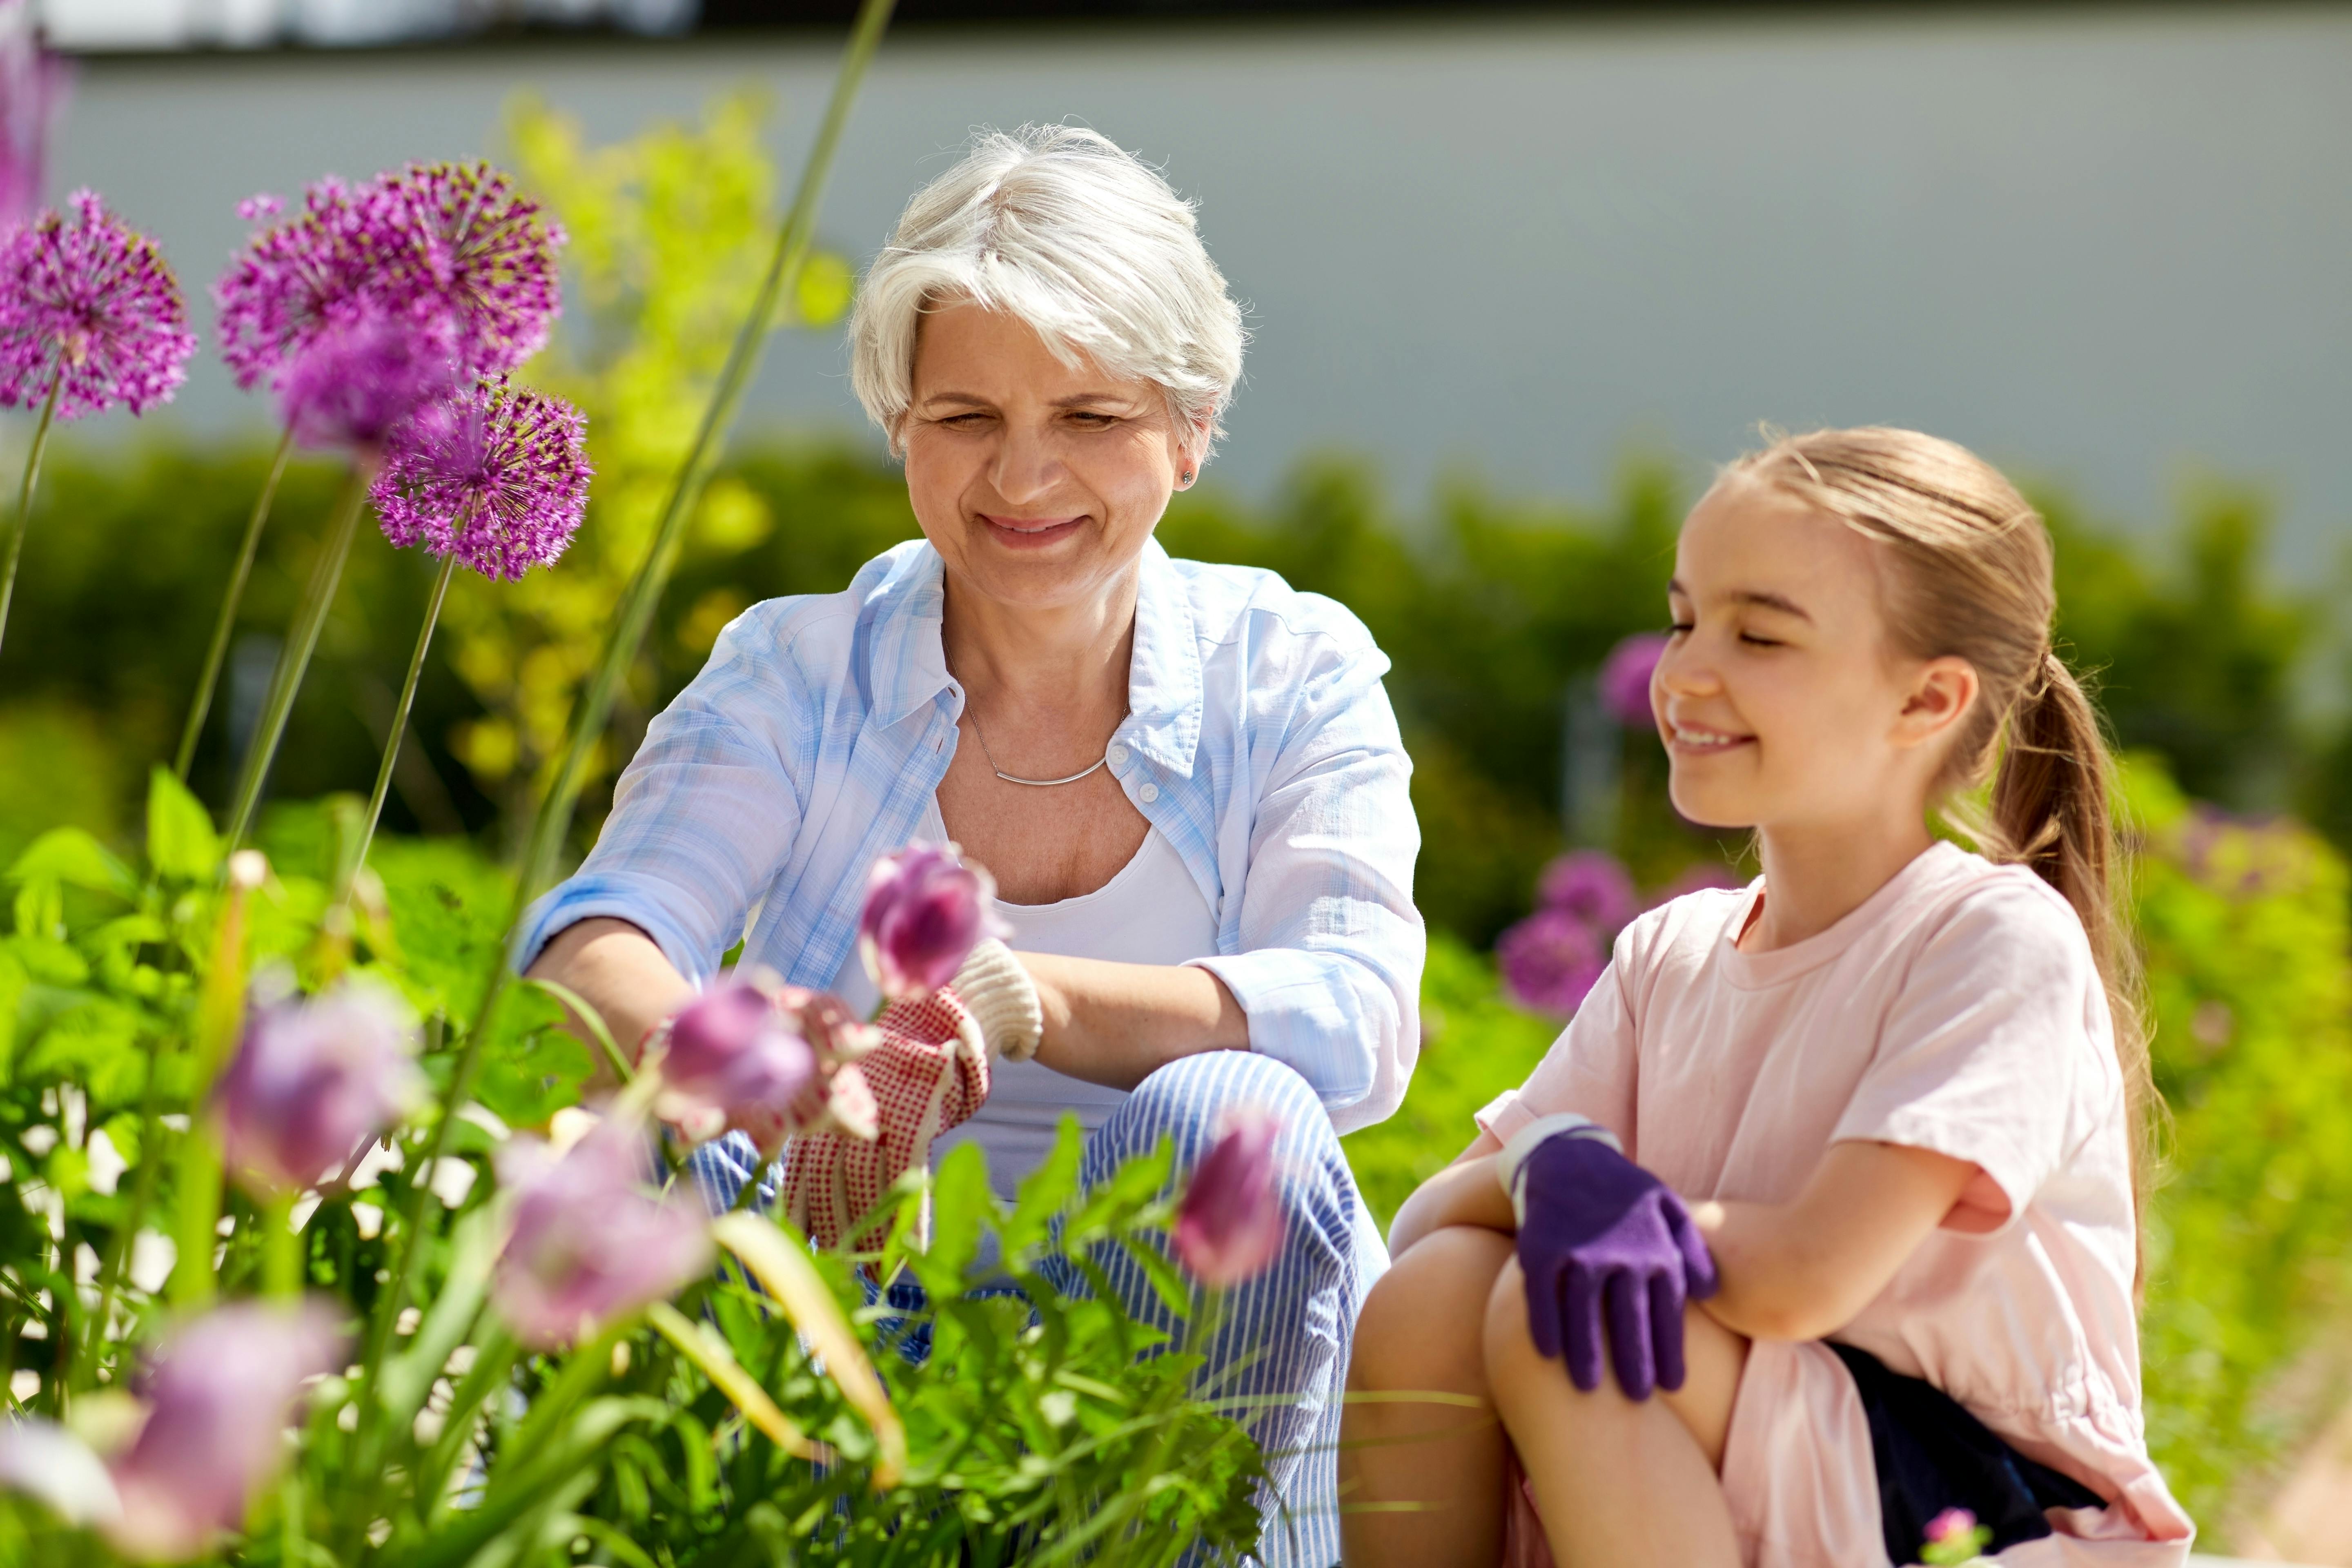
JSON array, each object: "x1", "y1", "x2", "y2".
[
  {"x1": 1137, "y1": 782, "x2": 1160, "y2": 805},
  {"x1": 1107, "y1": 743, "x2": 1130, "y2": 768}
]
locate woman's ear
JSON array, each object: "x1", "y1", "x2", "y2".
[
  {"x1": 1893, "y1": 656, "x2": 1980, "y2": 753},
  {"x1": 1174, "y1": 415, "x2": 1214, "y2": 489}
]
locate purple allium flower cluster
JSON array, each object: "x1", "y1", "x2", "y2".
[
  {"x1": 1599, "y1": 631, "x2": 1668, "y2": 729},
  {"x1": 1498, "y1": 850, "x2": 1639, "y2": 1017},
  {"x1": 279, "y1": 302, "x2": 457, "y2": 450},
  {"x1": 214, "y1": 159, "x2": 564, "y2": 451},
  {"x1": 0, "y1": 190, "x2": 196, "y2": 420},
  {"x1": 0, "y1": 10, "x2": 69, "y2": 234},
  {"x1": 367, "y1": 160, "x2": 566, "y2": 379},
  {"x1": 372, "y1": 375, "x2": 590, "y2": 579}
]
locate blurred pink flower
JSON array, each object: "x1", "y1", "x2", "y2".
[
  {"x1": 1172, "y1": 1106, "x2": 1285, "y2": 1288},
  {"x1": 0, "y1": 190, "x2": 196, "y2": 420},
  {"x1": 0, "y1": 9, "x2": 69, "y2": 234},
  {"x1": 0, "y1": 1417, "x2": 118, "y2": 1530},
  {"x1": 1925, "y1": 1508, "x2": 1979, "y2": 1546},
  {"x1": 1497, "y1": 906, "x2": 1610, "y2": 1018},
  {"x1": 372, "y1": 375, "x2": 590, "y2": 579},
  {"x1": 104, "y1": 1300, "x2": 345, "y2": 1562},
  {"x1": 1599, "y1": 632, "x2": 1667, "y2": 728},
  {"x1": 858, "y1": 843, "x2": 1007, "y2": 1003},
  {"x1": 279, "y1": 301, "x2": 456, "y2": 451},
  {"x1": 652, "y1": 981, "x2": 818, "y2": 1157},
  {"x1": 211, "y1": 978, "x2": 423, "y2": 1200},
  {"x1": 1536, "y1": 850, "x2": 1638, "y2": 930},
  {"x1": 492, "y1": 1116, "x2": 713, "y2": 1350}
]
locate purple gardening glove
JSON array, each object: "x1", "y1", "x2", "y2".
[{"x1": 1502, "y1": 1118, "x2": 1719, "y2": 1400}]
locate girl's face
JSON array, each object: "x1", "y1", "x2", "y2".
[{"x1": 1653, "y1": 477, "x2": 1977, "y2": 835}]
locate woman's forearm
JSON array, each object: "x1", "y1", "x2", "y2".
[
  {"x1": 526, "y1": 917, "x2": 697, "y2": 1075},
  {"x1": 1019, "y1": 953, "x2": 1249, "y2": 1090}
]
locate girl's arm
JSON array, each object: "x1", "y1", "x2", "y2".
[
  {"x1": 1387, "y1": 1132, "x2": 1511, "y2": 1256},
  {"x1": 1691, "y1": 1139, "x2": 1979, "y2": 1342}
]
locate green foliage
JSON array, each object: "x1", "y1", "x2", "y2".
[
  {"x1": 2124, "y1": 757, "x2": 2352, "y2": 1530},
  {"x1": 0, "y1": 780, "x2": 1262, "y2": 1566},
  {"x1": 1341, "y1": 932, "x2": 1559, "y2": 1230}
]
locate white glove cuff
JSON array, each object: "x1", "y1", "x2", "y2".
[
  {"x1": 1496, "y1": 1113, "x2": 1624, "y2": 1226},
  {"x1": 950, "y1": 939, "x2": 1043, "y2": 1062}
]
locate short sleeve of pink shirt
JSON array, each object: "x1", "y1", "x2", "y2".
[{"x1": 1831, "y1": 879, "x2": 2120, "y2": 1233}]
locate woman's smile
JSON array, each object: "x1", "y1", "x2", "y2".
[
  {"x1": 1665, "y1": 721, "x2": 1755, "y2": 757},
  {"x1": 978, "y1": 512, "x2": 1091, "y2": 549}
]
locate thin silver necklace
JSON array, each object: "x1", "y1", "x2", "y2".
[{"x1": 965, "y1": 708, "x2": 1127, "y2": 787}]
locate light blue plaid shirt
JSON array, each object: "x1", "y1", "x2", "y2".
[{"x1": 517, "y1": 537, "x2": 1424, "y2": 1133}]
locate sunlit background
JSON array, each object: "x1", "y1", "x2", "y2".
[{"x1": 7, "y1": 3, "x2": 2352, "y2": 1559}]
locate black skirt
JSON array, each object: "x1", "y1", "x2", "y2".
[{"x1": 1830, "y1": 1342, "x2": 2104, "y2": 1565}]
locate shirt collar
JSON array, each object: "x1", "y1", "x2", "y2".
[{"x1": 862, "y1": 536, "x2": 1205, "y2": 780}]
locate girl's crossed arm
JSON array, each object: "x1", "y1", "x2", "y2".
[{"x1": 1690, "y1": 1139, "x2": 1978, "y2": 1342}]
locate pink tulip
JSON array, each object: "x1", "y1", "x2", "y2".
[
  {"x1": 1598, "y1": 632, "x2": 1668, "y2": 729},
  {"x1": 1925, "y1": 1508, "x2": 1980, "y2": 1545},
  {"x1": 212, "y1": 978, "x2": 423, "y2": 1199},
  {"x1": 1172, "y1": 1107, "x2": 1286, "y2": 1288},
  {"x1": 653, "y1": 981, "x2": 817, "y2": 1156},
  {"x1": 856, "y1": 843, "x2": 1007, "y2": 1003},
  {"x1": 104, "y1": 1300, "x2": 345, "y2": 1562},
  {"x1": 491, "y1": 1116, "x2": 713, "y2": 1349}
]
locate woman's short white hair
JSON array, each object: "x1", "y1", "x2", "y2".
[{"x1": 849, "y1": 125, "x2": 1246, "y2": 459}]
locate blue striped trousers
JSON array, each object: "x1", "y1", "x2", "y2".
[{"x1": 688, "y1": 1049, "x2": 1385, "y2": 1568}]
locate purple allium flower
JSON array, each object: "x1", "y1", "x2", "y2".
[
  {"x1": 1172, "y1": 1106, "x2": 1285, "y2": 1288},
  {"x1": 0, "y1": 191, "x2": 196, "y2": 420},
  {"x1": 1497, "y1": 906, "x2": 1610, "y2": 1018},
  {"x1": 1536, "y1": 850, "x2": 1639, "y2": 931},
  {"x1": 0, "y1": 12, "x2": 69, "y2": 234},
  {"x1": 492, "y1": 1116, "x2": 713, "y2": 1350},
  {"x1": 366, "y1": 160, "x2": 564, "y2": 379},
  {"x1": 1599, "y1": 632, "x2": 1668, "y2": 729},
  {"x1": 211, "y1": 978, "x2": 424, "y2": 1200},
  {"x1": 651, "y1": 981, "x2": 817, "y2": 1157},
  {"x1": 372, "y1": 376, "x2": 590, "y2": 579},
  {"x1": 858, "y1": 843, "x2": 1009, "y2": 1003},
  {"x1": 214, "y1": 176, "x2": 390, "y2": 392},
  {"x1": 279, "y1": 301, "x2": 457, "y2": 451},
  {"x1": 103, "y1": 1300, "x2": 345, "y2": 1563}
]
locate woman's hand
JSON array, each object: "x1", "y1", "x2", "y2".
[
  {"x1": 527, "y1": 917, "x2": 696, "y2": 1077},
  {"x1": 1019, "y1": 953, "x2": 1250, "y2": 1089},
  {"x1": 1692, "y1": 1139, "x2": 1980, "y2": 1342}
]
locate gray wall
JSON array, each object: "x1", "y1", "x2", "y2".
[{"x1": 42, "y1": 6, "x2": 2352, "y2": 568}]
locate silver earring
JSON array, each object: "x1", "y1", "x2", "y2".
[{"x1": 1180, "y1": 469, "x2": 1194, "y2": 483}]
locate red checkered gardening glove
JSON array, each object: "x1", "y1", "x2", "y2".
[{"x1": 776, "y1": 939, "x2": 1042, "y2": 1252}]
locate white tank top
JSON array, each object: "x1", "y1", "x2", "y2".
[{"x1": 830, "y1": 803, "x2": 1221, "y2": 1199}]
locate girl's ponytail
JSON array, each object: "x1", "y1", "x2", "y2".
[{"x1": 1724, "y1": 429, "x2": 2157, "y2": 1277}]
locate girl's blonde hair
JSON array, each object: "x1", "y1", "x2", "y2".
[{"x1": 1721, "y1": 427, "x2": 2156, "y2": 1261}]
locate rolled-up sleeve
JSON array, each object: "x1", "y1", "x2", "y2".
[
  {"x1": 513, "y1": 611, "x2": 811, "y2": 985},
  {"x1": 1191, "y1": 626, "x2": 1423, "y2": 1136}
]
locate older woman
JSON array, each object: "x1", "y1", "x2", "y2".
[{"x1": 519, "y1": 125, "x2": 1422, "y2": 1563}]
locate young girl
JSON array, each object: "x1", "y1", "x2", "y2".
[{"x1": 1340, "y1": 428, "x2": 2194, "y2": 1567}]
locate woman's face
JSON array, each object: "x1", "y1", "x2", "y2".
[
  {"x1": 901, "y1": 301, "x2": 1197, "y2": 615},
  {"x1": 1653, "y1": 477, "x2": 1977, "y2": 835}
]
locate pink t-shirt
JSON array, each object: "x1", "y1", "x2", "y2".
[{"x1": 1478, "y1": 843, "x2": 2193, "y2": 1565}]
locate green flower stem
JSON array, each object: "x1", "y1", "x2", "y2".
[
  {"x1": 354, "y1": 0, "x2": 896, "y2": 1414},
  {"x1": 221, "y1": 456, "x2": 377, "y2": 856},
  {"x1": 0, "y1": 375, "x2": 63, "y2": 660},
  {"x1": 175, "y1": 425, "x2": 298, "y2": 780},
  {"x1": 354, "y1": 550, "x2": 458, "y2": 873},
  {"x1": 263, "y1": 1193, "x2": 301, "y2": 1298}
]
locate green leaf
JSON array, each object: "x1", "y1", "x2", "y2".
[
  {"x1": 7, "y1": 827, "x2": 136, "y2": 900},
  {"x1": 920, "y1": 1140, "x2": 994, "y2": 1292},
  {"x1": 1004, "y1": 1114, "x2": 1084, "y2": 1262},
  {"x1": 144, "y1": 767, "x2": 220, "y2": 883},
  {"x1": 467, "y1": 983, "x2": 592, "y2": 1129}
]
